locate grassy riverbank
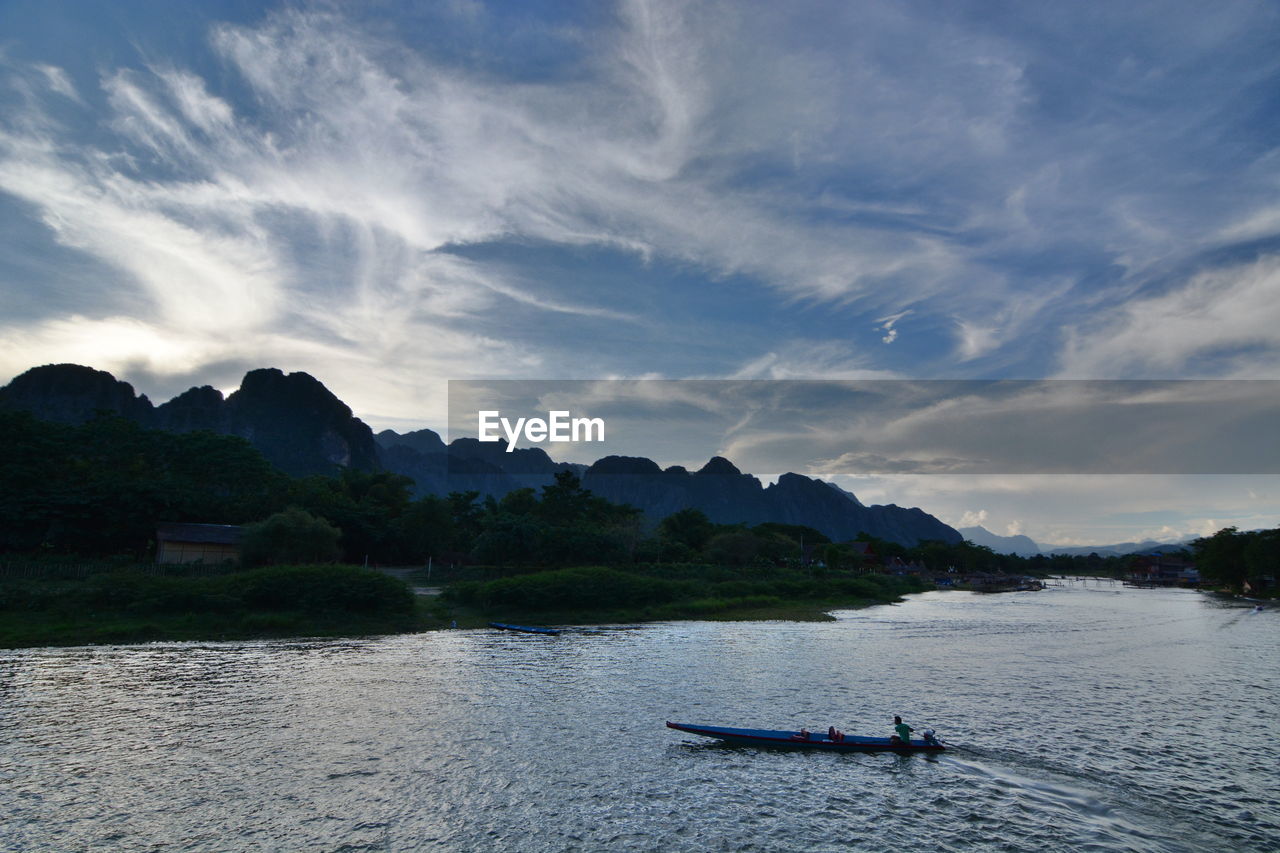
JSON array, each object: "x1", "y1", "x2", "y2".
[
  {"x1": 430, "y1": 564, "x2": 930, "y2": 628},
  {"x1": 0, "y1": 562, "x2": 929, "y2": 647},
  {"x1": 0, "y1": 565, "x2": 417, "y2": 648}
]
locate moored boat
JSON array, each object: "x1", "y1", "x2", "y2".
[
  {"x1": 489, "y1": 622, "x2": 561, "y2": 635},
  {"x1": 666, "y1": 721, "x2": 945, "y2": 752}
]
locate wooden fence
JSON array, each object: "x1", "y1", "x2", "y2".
[{"x1": 0, "y1": 562, "x2": 238, "y2": 580}]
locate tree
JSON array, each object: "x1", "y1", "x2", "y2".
[
  {"x1": 284, "y1": 470, "x2": 416, "y2": 563},
  {"x1": 755, "y1": 532, "x2": 800, "y2": 565},
  {"x1": 1243, "y1": 529, "x2": 1280, "y2": 588},
  {"x1": 241, "y1": 508, "x2": 342, "y2": 566},
  {"x1": 752, "y1": 522, "x2": 830, "y2": 547},
  {"x1": 659, "y1": 508, "x2": 715, "y2": 552},
  {"x1": 538, "y1": 471, "x2": 594, "y2": 524},
  {"x1": 705, "y1": 530, "x2": 760, "y2": 566},
  {"x1": 823, "y1": 543, "x2": 845, "y2": 570},
  {"x1": 856, "y1": 531, "x2": 906, "y2": 560},
  {"x1": 499, "y1": 488, "x2": 539, "y2": 516},
  {"x1": 0, "y1": 411, "x2": 287, "y2": 557},
  {"x1": 388, "y1": 496, "x2": 456, "y2": 564},
  {"x1": 447, "y1": 491, "x2": 484, "y2": 551},
  {"x1": 473, "y1": 514, "x2": 543, "y2": 567},
  {"x1": 1193, "y1": 527, "x2": 1248, "y2": 590}
]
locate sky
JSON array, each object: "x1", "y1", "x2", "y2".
[{"x1": 1, "y1": 0, "x2": 1278, "y2": 546}]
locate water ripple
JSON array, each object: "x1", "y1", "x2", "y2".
[{"x1": 0, "y1": 587, "x2": 1276, "y2": 851}]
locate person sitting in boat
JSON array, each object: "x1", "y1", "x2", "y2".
[
  {"x1": 790, "y1": 727, "x2": 811, "y2": 741},
  {"x1": 827, "y1": 726, "x2": 845, "y2": 742},
  {"x1": 892, "y1": 715, "x2": 914, "y2": 745}
]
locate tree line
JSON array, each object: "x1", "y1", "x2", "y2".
[
  {"x1": 0, "y1": 411, "x2": 880, "y2": 568},
  {"x1": 0, "y1": 408, "x2": 1009, "y2": 572},
  {"x1": 6, "y1": 409, "x2": 1269, "y2": 588},
  {"x1": 1192, "y1": 527, "x2": 1279, "y2": 593}
]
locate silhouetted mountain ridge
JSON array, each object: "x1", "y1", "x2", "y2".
[
  {"x1": 574, "y1": 456, "x2": 958, "y2": 546},
  {"x1": 2, "y1": 363, "x2": 961, "y2": 546},
  {"x1": 1, "y1": 364, "x2": 379, "y2": 477}
]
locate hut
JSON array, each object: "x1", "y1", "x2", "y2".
[{"x1": 155, "y1": 522, "x2": 244, "y2": 565}]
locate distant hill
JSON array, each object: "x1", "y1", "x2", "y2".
[
  {"x1": 955, "y1": 524, "x2": 1203, "y2": 558},
  {"x1": 373, "y1": 430, "x2": 587, "y2": 498},
  {"x1": 1039, "y1": 538, "x2": 1197, "y2": 557},
  {"x1": 583, "y1": 457, "x2": 960, "y2": 546},
  {"x1": 369, "y1": 437, "x2": 959, "y2": 546},
  {"x1": 2, "y1": 363, "x2": 962, "y2": 547},
  {"x1": 959, "y1": 525, "x2": 1041, "y2": 556}
]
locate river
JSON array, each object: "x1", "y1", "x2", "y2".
[{"x1": 1, "y1": 582, "x2": 1276, "y2": 851}]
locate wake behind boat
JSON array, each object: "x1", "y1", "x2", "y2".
[{"x1": 666, "y1": 721, "x2": 945, "y2": 752}]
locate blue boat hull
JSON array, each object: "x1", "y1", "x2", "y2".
[
  {"x1": 666, "y1": 721, "x2": 945, "y2": 752},
  {"x1": 489, "y1": 622, "x2": 560, "y2": 635}
]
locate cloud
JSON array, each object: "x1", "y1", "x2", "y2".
[
  {"x1": 35, "y1": 64, "x2": 80, "y2": 101},
  {"x1": 828, "y1": 472, "x2": 1280, "y2": 546},
  {"x1": 809, "y1": 451, "x2": 980, "y2": 477},
  {"x1": 200, "y1": 2, "x2": 961, "y2": 307},
  {"x1": 876, "y1": 310, "x2": 911, "y2": 344},
  {"x1": 0, "y1": 147, "x2": 284, "y2": 332},
  {"x1": 1058, "y1": 255, "x2": 1280, "y2": 378},
  {"x1": 955, "y1": 320, "x2": 998, "y2": 362},
  {"x1": 1, "y1": 0, "x2": 1280, "y2": 432},
  {"x1": 0, "y1": 5, "x2": 972, "y2": 415},
  {"x1": 958, "y1": 510, "x2": 989, "y2": 528},
  {"x1": 3, "y1": 5, "x2": 1002, "y2": 325},
  {"x1": 0, "y1": 310, "x2": 527, "y2": 429},
  {"x1": 731, "y1": 341, "x2": 901, "y2": 380},
  {"x1": 950, "y1": 276, "x2": 1077, "y2": 365},
  {"x1": 0, "y1": 316, "x2": 220, "y2": 378},
  {"x1": 635, "y1": 379, "x2": 1280, "y2": 479}
]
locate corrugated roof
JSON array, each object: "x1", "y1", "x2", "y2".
[{"x1": 156, "y1": 522, "x2": 244, "y2": 545}]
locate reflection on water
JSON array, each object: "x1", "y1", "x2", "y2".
[{"x1": 1, "y1": 586, "x2": 1277, "y2": 851}]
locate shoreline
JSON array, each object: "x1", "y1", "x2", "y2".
[{"x1": 0, "y1": 580, "x2": 923, "y2": 650}]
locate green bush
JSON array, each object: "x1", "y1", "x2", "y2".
[
  {"x1": 444, "y1": 565, "x2": 922, "y2": 618},
  {"x1": 241, "y1": 508, "x2": 342, "y2": 567},
  {"x1": 234, "y1": 565, "x2": 414, "y2": 615},
  {"x1": 0, "y1": 564, "x2": 418, "y2": 647},
  {"x1": 674, "y1": 595, "x2": 783, "y2": 616},
  {"x1": 6, "y1": 565, "x2": 412, "y2": 619},
  {"x1": 0, "y1": 580, "x2": 70, "y2": 612},
  {"x1": 448, "y1": 566, "x2": 689, "y2": 612}
]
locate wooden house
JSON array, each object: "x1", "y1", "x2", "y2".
[{"x1": 156, "y1": 522, "x2": 244, "y2": 565}]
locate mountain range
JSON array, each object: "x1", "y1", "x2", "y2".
[
  {"x1": 958, "y1": 526, "x2": 1042, "y2": 557},
  {"x1": 1038, "y1": 539, "x2": 1196, "y2": 557},
  {"x1": 0, "y1": 363, "x2": 961, "y2": 546},
  {"x1": 960, "y1": 524, "x2": 1195, "y2": 557}
]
